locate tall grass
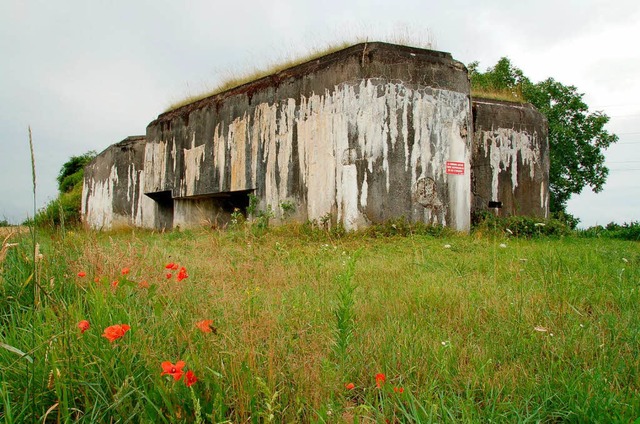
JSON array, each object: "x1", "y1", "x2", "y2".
[
  {"x1": 165, "y1": 41, "x2": 355, "y2": 112},
  {"x1": 1, "y1": 224, "x2": 638, "y2": 422},
  {"x1": 471, "y1": 88, "x2": 527, "y2": 103},
  {"x1": 27, "y1": 125, "x2": 38, "y2": 420},
  {"x1": 165, "y1": 30, "x2": 436, "y2": 112}
]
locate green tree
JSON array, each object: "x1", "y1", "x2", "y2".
[
  {"x1": 57, "y1": 151, "x2": 96, "y2": 193},
  {"x1": 469, "y1": 58, "x2": 618, "y2": 215},
  {"x1": 29, "y1": 151, "x2": 96, "y2": 227}
]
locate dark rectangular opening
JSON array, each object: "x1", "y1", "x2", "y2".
[
  {"x1": 174, "y1": 189, "x2": 255, "y2": 217},
  {"x1": 144, "y1": 189, "x2": 256, "y2": 228},
  {"x1": 144, "y1": 190, "x2": 174, "y2": 230}
]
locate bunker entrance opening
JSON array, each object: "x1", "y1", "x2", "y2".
[
  {"x1": 174, "y1": 189, "x2": 255, "y2": 217},
  {"x1": 144, "y1": 190, "x2": 174, "y2": 230},
  {"x1": 145, "y1": 189, "x2": 255, "y2": 229}
]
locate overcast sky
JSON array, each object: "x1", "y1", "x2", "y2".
[{"x1": 1, "y1": 0, "x2": 638, "y2": 226}]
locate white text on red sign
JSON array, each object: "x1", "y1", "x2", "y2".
[{"x1": 446, "y1": 161, "x2": 465, "y2": 175}]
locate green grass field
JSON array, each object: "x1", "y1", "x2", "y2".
[{"x1": 1, "y1": 225, "x2": 638, "y2": 422}]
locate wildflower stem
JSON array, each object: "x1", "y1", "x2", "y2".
[
  {"x1": 190, "y1": 387, "x2": 203, "y2": 424},
  {"x1": 28, "y1": 125, "x2": 37, "y2": 420}
]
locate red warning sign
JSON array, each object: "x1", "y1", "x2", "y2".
[{"x1": 446, "y1": 161, "x2": 465, "y2": 175}]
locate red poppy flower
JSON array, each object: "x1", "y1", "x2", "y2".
[
  {"x1": 77, "y1": 320, "x2": 90, "y2": 333},
  {"x1": 94, "y1": 277, "x2": 100, "y2": 283},
  {"x1": 393, "y1": 387, "x2": 404, "y2": 393},
  {"x1": 165, "y1": 263, "x2": 179, "y2": 270},
  {"x1": 185, "y1": 370, "x2": 198, "y2": 387},
  {"x1": 138, "y1": 280, "x2": 150, "y2": 289},
  {"x1": 161, "y1": 360, "x2": 186, "y2": 381},
  {"x1": 345, "y1": 382, "x2": 355, "y2": 390},
  {"x1": 77, "y1": 271, "x2": 86, "y2": 277},
  {"x1": 121, "y1": 267, "x2": 130, "y2": 275},
  {"x1": 196, "y1": 320, "x2": 214, "y2": 333},
  {"x1": 102, "y1": 324, "x2": 130, "y2": 342},
  {"x1": 165, "y1": 272, "x2": 172, "y2": 279},
  {"x1": 375, "y1": 373, "x2": 386, "y2": 388},
  {"x1": 176, "y1": 267, "x2": 188, "y2": 282},
  {"x1": 111, "y1": 280, "x2": 119, "y2": 289}
]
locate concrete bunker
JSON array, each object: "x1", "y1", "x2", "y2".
[
  {"x1": 82, "y1": 136, "x2": 152, "y2": 229},
  {"x1": 471, "y1": 98, "x2": 549, "y2": 218},
  {"x1": 142, "y1": 42, "x2": 472, "y2": 231},
  {"x1": 82, "y1": 42, "x2": 550, "y2": 232}
]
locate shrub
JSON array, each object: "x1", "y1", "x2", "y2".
[
  {"x1": 472, "y1": 211, "x2": 571, "y2": 238},
  {"x1": 552, "y1": 210, "x2": 581, "y2": 230},
  {"x1": 28, "y1": 151, "x2": 95, "y2": 228},
  {"x1": 56, "y1": 152, "x2": 95, "y2": 193},
  {"x1": 579, "y1": 221, "x2": 640, "y2": 241},
  {"x1": 30, "y1": 183, "x2": 84, "y2": 227},
  {"x1": 364, "y1": 217, "x2": 452, "y2": 238},
  {"x1": 300, "y1": 215, "x2": 347, "y2": 239}
]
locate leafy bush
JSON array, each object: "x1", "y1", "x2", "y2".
[
  {"x1": 28, "y1": 151, "x2": 95, "y2": 228},
  {"x1": 30, "y1": 183, "x2": 84, "y2": 227},
  {"x1": 57, "y1": 152, "x2": 95, "y2": 193},
  {"x1": 579, "y1": 221, "x2": 640, "y2": 241},
  {"x1": 364, "y1": 216, "x2": 453, "y2": 238},
  {"x1": 58, "y1": 171, "x2": 84, "y2": 193},
  {"x1": 577, "y1": 225, "x2": 606, "y2": 238},
  {"x1": 472, "y1": 211, "x2": 571, "y2": 238},
  {"x1": 279, "y1": 200, "x2": 296, "y2": 219},
  {"x1": 300, "y1": 215, "x2": 347, "y2": 239},
  {"x1": 551, "y1": 210, "x2": 581, "y2": 230},
  {"x1": 297, "y1": 216, "x2": 453, "y2": 240}
]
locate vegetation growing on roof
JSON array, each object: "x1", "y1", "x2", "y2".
[
  {"x1": 468, "y1": 60, "x2": 527, "y2": 103},
  {"x1": 164, "y1": 33, "x2": 436, "y2": 112},
  {"x1": 470, "y1": 87, "x2": 527, "y2": 103},
  {"x1": 165, "y1": 42, "x2": 355, "y2": 112}
]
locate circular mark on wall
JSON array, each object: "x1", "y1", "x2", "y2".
[
  {"x1": 341, "y1": 148, "x2": 357, "y2": 165},
  {"x1": 414, "y1": 177, "x2": 442, "y2": 209}
]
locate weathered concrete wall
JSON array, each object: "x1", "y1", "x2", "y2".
[
  {"x1": 144, "y1": 42, "x2": 472, "y2": 231},
  {"x1": 471, "y1": 98, "x2": 549, "y2": 218},
  {"x1": 82, "y1": 136, "x2": 154, "y2": 228},
  {"x1": 83, "y1": 44, "x2": 551, "y2": 232}
]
